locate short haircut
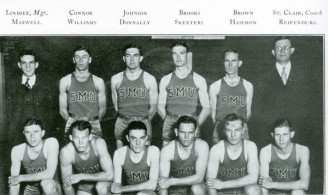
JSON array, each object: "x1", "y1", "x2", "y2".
[
  {"x1": 125, "y1": 121, "x2": 147, "y2": 137},
  {"x1": 171, "y1": 41, "x2": 189, "y2": 52},
  {"x1": 23, "y1": 117, "x2": 43, "y2": 130},
  {"x1": 123, "y1": 43, "x2": 143, "y2": 56},
  {"x1": 68, "y1": 120, "x2": 92, "y2": 135},
  {"x1": 224, "y1": 113, "x2": 245, "y2": 129},
  {"x1": 223, "y1": 48, "x2": 240, "y2": 59},
  {"x1": 176, "y1": 115, "x2": 197, "y2": 130},
  {"x1": 272, "y1": 119, "x2": 293, "y2": 133},
  {"x1": 73, "y1": 45, "x2": 91, "y2": 56},
  {"x1": 19, "y1": 48, "x2": 37, "y2": 62},
  {"x1": 274, "y1": 36, "x2": 293, "y2": 47}
]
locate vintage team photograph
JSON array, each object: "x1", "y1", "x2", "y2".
[{"x1": 0, "y1": 35, "x2": 323, "y2": 194}]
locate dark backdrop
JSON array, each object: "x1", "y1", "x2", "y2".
[{"x1": 0, "y1": 36, "x2": 323, "y2": 194}]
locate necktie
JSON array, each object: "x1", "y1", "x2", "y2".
[
  {"x1": 281, "y1": 67, "x2": 287, "y2": 85},
  {"x1": 25, "y1": 78, "x2": 31, "y2": 89}
]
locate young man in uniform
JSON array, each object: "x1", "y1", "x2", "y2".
[
  {"x1": 111, "y1": 44, "x2": 158, "y2": 148},
  {"x1": 59, "y1": 46, "x2": 106, "y2": 140},
  {"x1": 259, "y1": 119, "x2": 310, "y2": 195},
  {"x1": 111, "y1": 121, "x2": 160, "y2": 194},
  {"x1": 158, "y1": 42, "x2": 210, "y2": 146},
  {"x1": 158, "y1": 115, "x2": 209, "y2": 195},
  {"x1": 9, "y1": 117, "x2": 61, "y2": 195},
  {"x1": 206, "y1": 113, "x2": 260, "y2": 195},
  {"x1": 209, "y1": 49, "x2": 253, "y2": 144},
  {"x1": 60, "y1": 120, "x2": 113, "y2": 195}
]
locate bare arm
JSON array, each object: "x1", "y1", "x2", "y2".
[
  {"x1": 9, "y1": 146, "x2": 23, "y2": 195},
  {"x1": 121, "y1": 146, "x2": 160, "y2": 192},
  {"x1": 194, "y1": 74, "x2": 211, "y2": 126},
  {"x1": 221, "y1": 141, "x2": 259, "y2": 189},
  {"x1": 157, "y1": 75, "x2": 170, "y2": 120},
  {"x1": 145, "y1": 74, "x2": 158, "y2": 121},
  {"x1": 20, "y1": 139, "x2": 59, "y2": 182},
  {"x1": 259, "y1": 145, "x2": 271, "y2": 195},
  {"x1": 209, "y1": 80, "x2": 221, "y2": 124},
  {"x1": 95, "y1": 78, "x2": 107, "y2": 120},
  {"x1": 244, "y1": 80, "x2": 254, "y2": 122},
  {"x1": 263, "y1": 146, "x2": 310, "y2": 191},
  {"x1": 60, "y1": 145, "x2": 76, "y2": 195},
  {"x1": 169, "y1": 141, "x2": 209, "y2": 186},
  {"x1": 59, "y1": 76, "x2": 69, "y2": 121},
  {"x1": 206, "y1": 143, "x2": 222, "y2": 195},
  {"x1": 111, "y1": 74, "x2": 121, "y2": 113},
  {"x1": 158, "y1": 143, "x2": 174, "y2": 195}
]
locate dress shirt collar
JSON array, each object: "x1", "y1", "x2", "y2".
[
  {"x1": 276, "y1": 61, "x2": 291, "y2": 79},
  {"x1": 22, "y1": 74, "x2": 36, "y2": 88}
]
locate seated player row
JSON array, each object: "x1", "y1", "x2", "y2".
[{"x1": 9, "y1": 114, "x2": 310, "y2": 195}]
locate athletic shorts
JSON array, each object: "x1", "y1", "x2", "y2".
[
  {"x1": 114, "y1": 116, "x2": 152, "y2": 141},
  {"x1": 65, "y1": 116, "x2": 102, "y2": 138},
  {"x1": 270, "y1": 189, "x2": 292, "y2": 194},
  {"x1": 216, "y1": 188, "x2": 244, "y2": 195},
  {"x1": 77, "y1": 181, "x2": 97, "y2": 194},
  {"x1": 24, "y1": 183, "x2": 42, "y2": 195},
  {"x1": 212, "y1": 120, "x2": 249, "y2": 144}
]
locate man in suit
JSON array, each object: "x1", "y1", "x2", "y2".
[
  {"x1": 253, "y1": 36, "x2": 309, "y2": 148},
  {"x1": 6, "y1": 48, "x2": 56, "y2": 146}
]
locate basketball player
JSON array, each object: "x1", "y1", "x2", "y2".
[
  {"x1": 158, "y1": 41, "x2": 210, "y2": 146},
  {"x1": 158, "y1": 115, "x2": 209, "y2": 195},
  {"x1": 60, "y1": 120, "x2": 113, "y2": 195},
  {"x1": 209, "y1": 49, "x2": 253, "y2": 144},
  {"x1": 111, "y1": 121, "x2": 160, "y2": 194},
  {"x1": 9, "y1": 117, "x2": 61, "y2": 195},
  {"x1": 259, "y1": 119, "x2": 310, "y2": 195},
  {"x1": 59, "y1": 46, "x2": 106, "y2": 139},
  {"x1": 111, "y1": 44, "x2": 158, "y2": 148},
  {"x1": 206, "y1": 113, "x2": 260, "y2": 195}
]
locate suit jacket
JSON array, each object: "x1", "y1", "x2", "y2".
[{"x1": 6, "y1": 74, "x2": 58, "y2": 145}]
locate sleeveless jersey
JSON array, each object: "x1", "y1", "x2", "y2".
[
  {"x1": 269, "y1": 143, "x2": 299, "y2": 182},
  {"x1": 122, "y1": 147, "x2": 150, "y2": 185},
  {"x1": 68, "y1": 73, "x2": 99, "y2": 118},
  {"x1": 216, "y1": 78, "x2": 247, "y2": 121},
  {"x1": 166, "y1": 71, "x2": 199, "y2": 116},
  {"x1": 217, "y1": 140, "x2": 247, "y2": 181},
  {"x1": 170, "y1": 141, "x2": 197, "y2": 178},
  {"x1": 117, "y1": 71, "x2": 150, "y2": 117},
  {"x1": 73, "y1": 143, "x2": 101, "y2": 174}
]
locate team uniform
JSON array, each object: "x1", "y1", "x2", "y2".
[
  {"x1": 65, "y1": 73, "x2": 101, "y2": 137},
  {"x1": 269, "y1": 143, "x2": 299, "y2": 194},
  {"x1": 213, "y1": 78, "x2": 249, "y2": 141},
  {"x1": 168, "y1": 141, "x2": 197, "y2": 194},
  {"x1": 73, "y1": 144, "x2": 103, "y2": 194},
  {"x1": 163, "y1": 71, "x2": 199, "y2": 141},
  {"x1": 115, "y1": 71, "x2": 151, "y2": 141},
  {"x1": 121, "y1": 147, "x2": 150, "y2": 194},
  {"x1": 22, "y1": 143, "x2": 57, "y2": 195},
  {"x1": 216, "y1": 140, "x2": 247, "y2": 194}
]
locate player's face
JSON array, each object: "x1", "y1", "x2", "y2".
[
  {"x1": 18, "y1": 55, "x2": 39, "y2": 77},
  {"x1": 172, "y1": 46, "x2": 188, "y2": 67},
  {"x1": 71, "y1": 128, "x2": 91, "y2": 152},
  {"x1": 23, "y1": 124, "x2": 44, "y2": 147},
  {"x1": 272, "y1": 39, "x2": 294, "y2": 64},
  {"x1": 176, "y1": 123, "x2": 196, "y2": 147},
  {"x1": 123, "y1": 48, "x2": 143, "y2": 70},
  {"x1": 224, "y1": 52, "x2": 241, "y2": 75},
  {"x1": 127, "y1": 129, "x2": 147, "y2": 153},
  {"x1": 272, "y1": 126, "x2": 294, "y2": 150},
  {"x1": 73, "y1": 50, "x2": 91, "y2": 71},
  {"x1": 224, "y1": 120, "x2": 244, "y2": 145}
]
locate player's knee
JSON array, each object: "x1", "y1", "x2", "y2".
[
  {"x1": 40, "y1": 179, "x2": 56, "y2": 195},
  {"x1": 191, "y1": 184, "x2": 205, "y2": 195},
  {"x1": 291, "y1": 189, "x2": 306, "y2": 195},
  {"x1": 96, "y1": 182, "x2": 109, "y2": 195},
  {"x1": 137, "y1": 190, "x2": 157, "y2": 195},
  {"x1": 244, "y1": 184, "x2": 261, "y2": 195}
]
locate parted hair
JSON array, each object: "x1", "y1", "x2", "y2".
[{"x1": 68, "y1": 120, "x2": 92, "y2": 135}]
